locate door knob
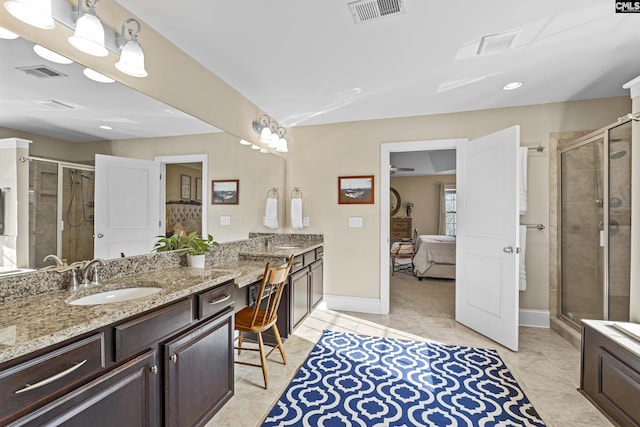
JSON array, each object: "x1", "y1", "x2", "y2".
[
  {"x1": 503, "y1": 246, "x2": 514, "y2": 254},
  {"x1": 96, "y1": 233, "x2": 104, "y2": 238}
]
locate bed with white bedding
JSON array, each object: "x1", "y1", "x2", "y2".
[{"x1": 413, "y1": 235, "x2": 456, "y2": 279}]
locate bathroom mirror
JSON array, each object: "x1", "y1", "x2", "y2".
[{"x1": 0, "y1": 36, "x2": 285, "y2": 274}]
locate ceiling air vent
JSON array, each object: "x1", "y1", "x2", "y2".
[
  {"x1": 349, "y1": 0, "x2": 405, "y2": 24},
  {"x1": 15, "y1": 65, "x2": 68, "y2": 79},
  {"x1": 477, "y1": 31, "x2": 520, "y2": 56}
]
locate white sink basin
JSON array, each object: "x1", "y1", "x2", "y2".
[
  {"x1": 275, "y1": 245, "x2": 300, "y2": 249},
  {"x1": 68, "y1": 287, "x2": 162, "y2": 306}
]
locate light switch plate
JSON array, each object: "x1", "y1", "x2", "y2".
[
  {"x1": 219, "y1": 215, "x2": 231, "y2": 226},
  {"x1": 348, "y1": 216, "x2": 363, "y2": 228},
  {"x1": 303, "y1": 217, "x2": 310, "y2": 227}
]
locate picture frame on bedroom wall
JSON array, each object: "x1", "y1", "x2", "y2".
[
  {"x1": 181, "y1": 174, "x2": 191, "y2": 199},
  {"x1": 338, "y1": 175, "x2": 374, "y2": 204},
  {"x1": 212, "y1": 179, "x2": 239, "y2": 204}
]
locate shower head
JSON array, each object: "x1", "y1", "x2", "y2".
[{"x1": 610, "y1": 150, "x2": 627, "y2": 159}]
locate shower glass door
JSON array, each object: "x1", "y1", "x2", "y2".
[
  {"x1": 560, "y1": 136, "x2": 605, "y2": 323},
  {"x1": 61, "y1": 166, "x2": 95, "y2": 264},
  {"x1": 607, "y1": 121, "x2": 631, "y2": 321}
]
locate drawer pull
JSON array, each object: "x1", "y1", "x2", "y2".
[
  {"x1": 293, "y1": 262, "x2": 304, "y2": 268},
  {"x1": 15, "y1": 360, "x2": 87, "y2": 394},
  {"x1": 208, "y1": 294, "x2": 231, "y2": 305}
]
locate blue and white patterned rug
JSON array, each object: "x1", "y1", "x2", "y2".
[{"x1": 263, "y1": 330, "x2": 546, "y2": 426}]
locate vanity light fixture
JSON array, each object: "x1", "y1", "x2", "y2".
[
  {"x1": 68, "y1": 0, "x2": 107, "y2": 57},
  {"x1": 268, "y1": 122, "x2": 280, "y2": 148},
  {"x1": 83, "y1": 67, "x2": 114, "y2": 83},
  {"x1": 502, "y1": 81, "x2": 523, "y2": 91},
  {"x1": 252, "y1": 115, "x2": 272, "y2": 143},
  {"x1": 115, "y1": 18, "x2": 147, "y2": 78},
  {"x1": 275, "y1": 127, "x2": 288, "y2": 152},
  {"x1": 0, "y1": 25, "x2": 19, "y2": 39},
  {"x1": 4, "y1": 0, "x2": 54, "y2": 30},
  {"x1": 33, "y1": 44, "x2": 73, "y2": 64}
]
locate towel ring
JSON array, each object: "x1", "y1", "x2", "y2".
[
  {"x1": 267, "y1": 187, "x2": 279, "y2": 200},
  {"x1": 291, "y1": 187, "x2": 303, "y2": 199}
]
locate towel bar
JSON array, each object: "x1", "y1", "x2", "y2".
[
  {"x1": 526, "y1": 146, "x2": 545, "y2": 152},
  {"x1": 521, "y1": 223, "x2": 545, "y2": 230}
]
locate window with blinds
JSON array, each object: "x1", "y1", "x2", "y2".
[{"x1": 444, "y1": 186, "x2": 457, "y2": 236}]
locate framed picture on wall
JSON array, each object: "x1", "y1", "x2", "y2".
[
  {"x1": 212, "y1": 179, "x2": 239, "y2": 204},
  {"x1": 195, "y1": 178, "x2": 202, "y2": 201},
  {"x1": 181, "y1": 175, "x2": 191, "y2": 199},
  {"x1": 338, "y1": 175, "x2": 374, "y2": 204}
]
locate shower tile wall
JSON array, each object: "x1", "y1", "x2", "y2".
[
  {"x1": 61, "y1": 169, "x2": 94, "y2": 264},
  {"x1": 561, "y1": 141, "x2": 604, "y2": 321}
]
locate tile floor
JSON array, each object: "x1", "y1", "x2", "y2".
[{"x1": 206, "y1": 273, "x2": 613, "y2": 427}]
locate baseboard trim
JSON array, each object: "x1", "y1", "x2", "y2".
[
  {"x1": 519, "y1": 309, "x2": 550, "y2": 328},
  {"x1": 323, "y1": 295, "x2": 382, "y2": 314}
]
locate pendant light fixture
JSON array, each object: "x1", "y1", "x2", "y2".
[
  {"x1": 4, "y1": 0, "x2": 54, "y2": 29},
  {"x1": 115, "y1": 18, "x2": 147, "y2": 78},
  {"x1": 68, "y1": 0, "x2": 108, "y2": 57}
]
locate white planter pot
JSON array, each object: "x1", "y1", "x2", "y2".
[{"x1": 186, "y1": 254, "x2": 206, "y2": 269}]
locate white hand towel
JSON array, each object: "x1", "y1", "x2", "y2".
[
  {"x1": 519, "y1": 225, "x2": 527, "y2": 291},
  {"x1": 519, "y1": 147, "x2": 528, "y2": 215},
  {"x1": 263, "y1": 198, "x2": 278, "y2": 229},
  {"x1": 291, "y1": 198, "x2": 303, "y2": 229}
]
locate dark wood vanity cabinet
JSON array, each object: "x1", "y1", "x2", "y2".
[
  {"x1": 581, "y1": 321, "x2": 640, "y2": 427},
  {"x1": 0, "y1": 280, "x2": 235, "y2": 427},
  {"x1": 291, "y1": 268, "x2": 310, "y2": 330}
]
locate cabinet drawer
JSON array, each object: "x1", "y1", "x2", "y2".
[
  {"x1": 114, "y1": 299, "x2": 192, "y2": 362},
  {"x1": 198, "y1": 282, "x2": 234, "y2": 320},
  {"x1": 303, "y1": 250, "x2": 316, "y2": 266},
  {"x1": 290, "y1": 255, "x2": 305, "y2": 273},
  {"x1": 0, "y1": 333, "x2": 105, "y2": 423},
  {"x1": 315, "y1": 247, "x2": 324, "y2": 259}
]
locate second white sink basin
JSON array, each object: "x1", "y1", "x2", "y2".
[{"x1": 68, "y1": 287, "x2": 162, "y2": 306}]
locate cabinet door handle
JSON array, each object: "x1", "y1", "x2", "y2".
[
  {"x1": 293, "y1": 263, "x2": 304, "y2": 268},
  {"x1": 150, "y1": 365, "x2": 158, "y2": 374},
  {"x1": 15, "y1": 360, "x2": 87, "y2": 394},
  {"x1": 208, "y1": 294, "x2": 231, "y2": 305},
  {"x1": 170, "y1": 354, "x2": 178, "y2": 363}
]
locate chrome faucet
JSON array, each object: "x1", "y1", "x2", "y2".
[
  {"x1": 79, "y1": 258, "x2": 106, "y2": 286},
  {"x1": 43, "y1": 254, "x2": 66, "y2": 267}
]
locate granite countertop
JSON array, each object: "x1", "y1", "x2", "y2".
[{"x1": 0, "y1": 241, "x2": 323, "y2": 365}]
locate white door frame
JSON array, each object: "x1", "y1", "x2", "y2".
[
  {"x1": 380, "y1": 139, "x2": 465, "y2": 314},
  {"x1": 155, "y1": 154, "x2": 208, "y2": 237}
]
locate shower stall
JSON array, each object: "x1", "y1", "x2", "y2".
[
  {"x1": 28, "y1": 158, "x2": 95, "y2": 269},
  {"x1": 558, "y1": 119, "x2": 632, "y2": 325}
]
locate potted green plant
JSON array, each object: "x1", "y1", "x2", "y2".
[
  {"x1": 184, "y1": 232, "x2": 218, "y2": 268},
  {"x1": 153, "y1": 233, "x2": 185, "y2": 252}
]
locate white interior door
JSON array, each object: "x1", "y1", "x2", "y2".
[
  {"x1": 455, "y1": 126, "x2": 520, "y2": 351},
  {"x1": 94, "y1": 154, "x2": 160, "y2": 259}
]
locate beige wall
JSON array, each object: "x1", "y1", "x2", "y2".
[
  {"x1": 166, "y1": 164, "x2": 202, "y2": 202},
  {"x1": 288, "y1": 97, "x2": 631, "y2": 312},
  {"x1": 390, "y1": 175, "x2": 456, "y2": 235}
]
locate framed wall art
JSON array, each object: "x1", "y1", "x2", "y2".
[
  {"x1": 212, "y1": 179, "x2": 239, "y2": 204},
  {"x1": 181, "y1": 175, "x2": 191, "y2": 199},
  {"x1": 338, "y1": 175, "x2": 374, "y2": 204}
]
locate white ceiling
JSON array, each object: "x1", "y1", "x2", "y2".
[{"x1": 117, "y1": 0, "x2": 640, "y2": 128}]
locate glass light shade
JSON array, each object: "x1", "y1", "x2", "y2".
[
  {"x1": 250, "y1": 144, "x2": 261, "y2": 150},
  {"x1": 33, "y1": 44, "x2": 73, "y2": 64},
  {"x1": 268, "y1": 133, "x2": 279, "y2": 148},
  {"x1": 115, "y1": 38, "x2": 147, "y2": 77},
  {"x1": 239, "y1": 139, "x2": 252, "y2": 145},
  {"x1": 83, "y1": 67, "x2": 114, "y2": 83},
  {"x1": 276, "y1": 138, "x2": 288, "y2": 153},
  {"x1": 0, "y1": 26, "x2": 19, "y2": 39},
  {"x1": 4, "y1": 0, "x2": 54, "y2": 29},
  {"x1": 259, "y1": 126, "x2": 271, "y2": 143},
  {"x1": 68, "y1": 11, "x2": 108, "y2": 57}
]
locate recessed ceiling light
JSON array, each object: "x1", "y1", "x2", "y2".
[
  {"x1": 33, "y1": 44, "x2": 73, "y2": 64},
  {"x1": 83, "y1": 68, "x2": 114, "y2": 83},
  {"x1": 0, "y1": 26, "x2": 19, "y2": 39},
  {"x1": 99, "y1": 125, "x2": 112, "y2": 130},
  {"x1": 502, "y1": 81, "x2": 523, "y2": 91}
]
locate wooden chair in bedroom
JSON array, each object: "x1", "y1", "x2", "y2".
[
  {"x1": 391, "y1": 228, "x2": 419, "y2": 275},
  {"x1": 234, "y1": 256, "x2": 294, "y2": 389}
]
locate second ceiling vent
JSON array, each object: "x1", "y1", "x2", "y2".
[{"x1": 349, "y1": 0, "x2": 405, "y2": 24}]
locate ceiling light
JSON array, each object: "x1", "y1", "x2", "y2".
[
  {"x1": 0, "y1": 25, "x2": 19, "y2": 39},
  {"x1": 83, "y1": 67, "x2": 114, "y2": 83},
  {"x1": 259, "y1": 148, "x2": 269, "y2": 153},
  {"x1": 250, "y1": 144, "x2": 261, "y2": 150},
  {"x1": 98, "y1": 125, "x2": 112, "y2": 130},
  {"x1": 68, "y1": 0, "x2": 108, "y2": 57},
  {"x1": 502, "y1": 81, "x2": 523, "y2": 91},
  {"x1": 4, "y1": 0, "x2": 54, "y2": 29},
  {"x1": 33, "y1": 44, "x2": 73, "y2": 64},
  {"x1": 115, "y1": 18, "x2": 147, "y2": 78},
  {"x1": 239, "y1": 139, "x2": 252, "y2": 145}
]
